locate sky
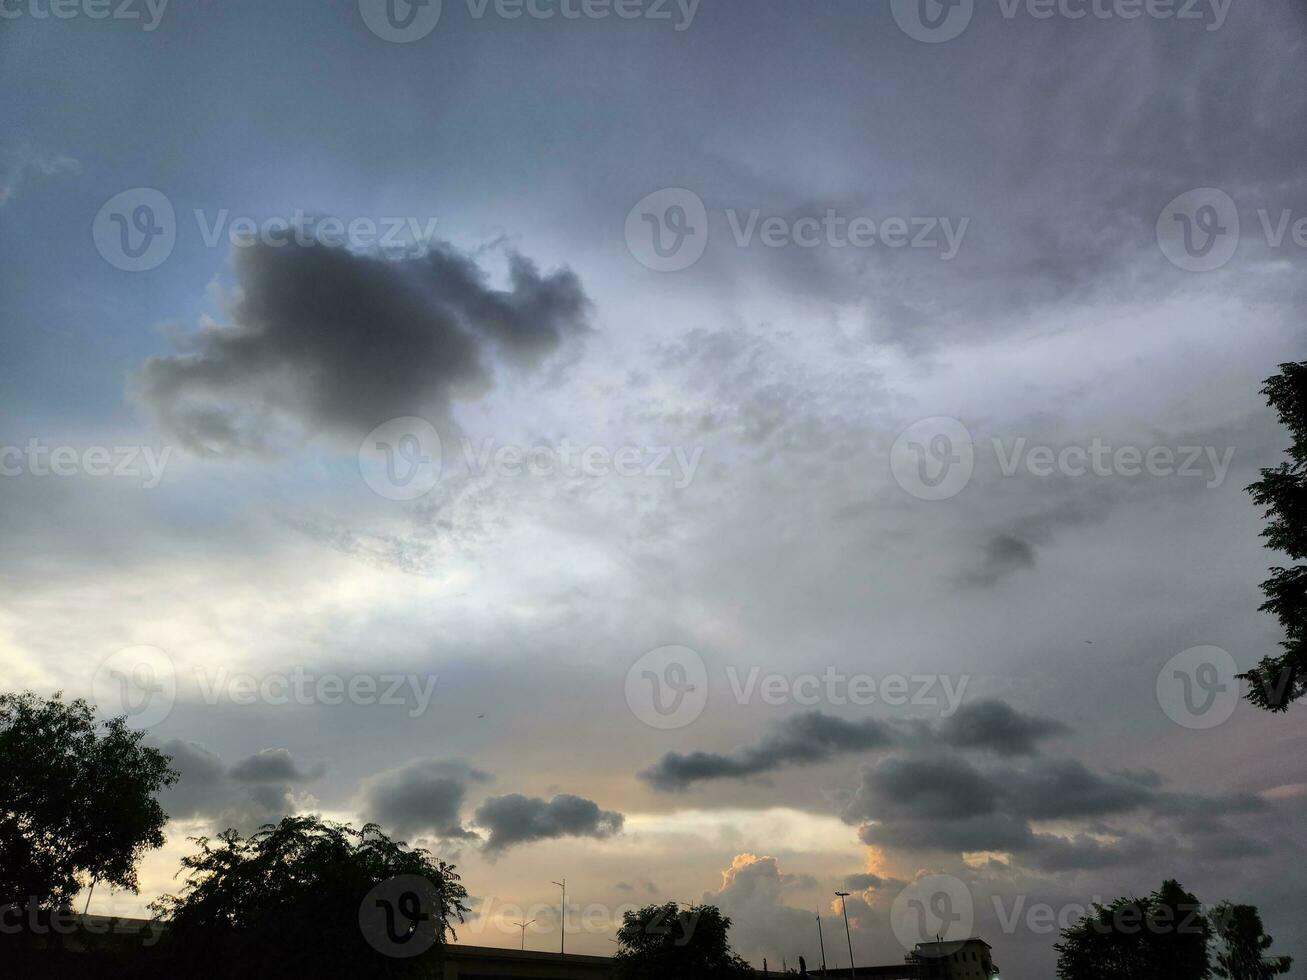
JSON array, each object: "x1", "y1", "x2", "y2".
[{"x1": 3, "y1": 0, "x2": 1307, "y2": 976}]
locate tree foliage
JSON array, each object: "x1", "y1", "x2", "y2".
[
  {"x1": 148, "y1": 815, "x2": 469, "y2": 979},
  {"x1": 1243, "y1": 361, "x2": 1307, "y2": 709},
  {"x1": 1211, "y1": 903, "x2": 1293, "y2": 980},
  {"x1": 1054, "y1": 880, "x2": 1210, "y2": 980},
  {"x1": 0, "y1": 692, "x2": 177, "y2": 909},
  {"x1": 613, "y1": 902, "x2": 753, "y2": 980}
]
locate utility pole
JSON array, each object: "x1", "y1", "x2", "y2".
[
  {"x1": 512, "y1": 919, "x2": 536, "y2": 951},
  {"x1": 551, "y1": 879, "x2": 566, "y2": 957},
  {"x1": 834, "y1": 892, "x2": 856, "y2": 979},
  {"x1": 816, "y1": 912, "x2": 828, "y2": 976}
]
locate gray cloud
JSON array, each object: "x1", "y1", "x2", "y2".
[
  {"x1": 936, "y1": 699, "x2": 1068, "y2": 756},
  {"x1": 0, "y1": 139, "x2": 78, "y2": 207},
  {"x1": 136, "y1": 239, "x2": 589, "y2": 457},
  {"x1": 473, "y1": 793, "x2": 624, "y2": 853},
  {"x1": 154, "y1": 739, "x2": 322, "y2": 831},
  {"x1": 704, "y1": 854, "x2": 831, "y2": 968},
  {"x1": 229, "y1": 747, "x2": 325, "y2": 783},
  {"x1": 154, "y1": 739, "x2": 229, "y2": 821},
  {"x1": 959, "y1": 534, "x2": 1037, "y2": 588},
  {"x1": 843, "y1": 872, "x2": 902, "y2": 892},
  {"x1": 640, "y1": 712, "x2": 898, "y2": 791},
  {"x1": 840, "y1": 750, "x2": 1256, "y2": 872},
  {"x1": 363, "y1": 758, "x2": 491, "y2": 842},
  {"x1": 641, "y1": 701, "x2": 1067, "y2": 791}
]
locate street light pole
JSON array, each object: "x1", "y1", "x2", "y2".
[
  {"x1": 513, "y1": 919, "x2": 536, "y2": 951},
  {"x1": 551, "y1": 880, "x2": 566, "y2": 957},
  {"x1": 816, "y1": 912, "x2": 828, "y2": 977},
  {"x1": 834, "y1": 892, "x2": 856, "y2": 979}
]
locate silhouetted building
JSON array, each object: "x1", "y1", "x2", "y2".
[{"x1": 907, "y1": 938, "x2": 998, "y2": 979}]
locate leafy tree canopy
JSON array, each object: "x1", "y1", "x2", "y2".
[
  {"x1": 1211, "y1": 902, "x2": 1293, "y2": 980},
  {"x1": 0, "y1": 691, "x2": 177, "y2": 910},
  {"x1": 1054, "y1": 879, "x2": 1210, "y2": 980},
  {"x1": 150, "y1": 815, "x2": 470, "y2": 979},
  {"x1": 1243, "y1": 361, "x2": 1307, "y2": 709},
  {"x1": 613, "y1": 902, "x2": 753, "y2": 980}
]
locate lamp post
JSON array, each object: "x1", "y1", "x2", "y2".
[
  {"x1": 834, "y1": 892, "x2": 856, "y2": 979},
  {"x1": 512, "y1": 919, "x2": 536, "y2": 951},
  {"x1": 816, "y1": 912, "x2": 829, "y2": 976},
  {"x1": 551, "y1": 880, "x2": 566, "y2": 957}
]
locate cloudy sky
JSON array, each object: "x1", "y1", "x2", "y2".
[{"x1": 3, "y1": 0, "x2": 1307, "y2": 975}]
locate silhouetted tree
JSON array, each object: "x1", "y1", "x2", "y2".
[
  {"x1": 1211, "y1": 903, "x2": 1293, "y2": 979},
  {"x1": 0, "y1": 692, "x2": 177, "y2": 910},
  {"x1": 148, "y1": 815, "x2": 469, "y2": 979},
  {"x1": 613, "y1": 902, "x2": 753, "y2": 980},
  {"x1": 1054, "y1": 880, "x2": 1210, "y2": 980},
  {"x1": 1243, "y1": 361, "x2": 1307, "y2": 709}
]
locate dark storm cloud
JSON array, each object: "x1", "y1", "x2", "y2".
[
  {"x1": 839, "y1": 751, "x2": 1263, "y2": 871},
  {"x1": 959, "y1": 534, "x2": 1037, "y2": 588},
  {"x1": 154, "y1": 739, "x2": 229, "y2": 820},
  {"x1": 473, "y1": 792, "x2": 624, "y2": 853},
  {"x1": 229, "y1": 747, "x2": 325, "y2": 783},
  {"x1": 1007, "y1": 759, "x2": 1156, "y2": 820},
  {"x1": 936, "y1": 698, "x2": 1068, "y2": 756},
  {"x1": 641, "y1": 701, "x2": 1069, "y2": 791},
  {"x1": 153, "y1": 739, "x2": 322, "y2": 830},
  {"x1": 363, "y1": 758, "x2": 491, "y2": 841},
  {"x1": 639, "y1": 712, "x2": 898, "y2": 791},
  {"x1": 136, "y1": 239, "x2": 590, "y2": 456}
]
